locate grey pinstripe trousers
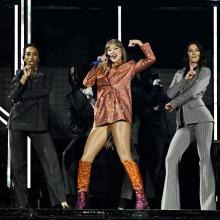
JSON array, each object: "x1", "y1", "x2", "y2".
[{"x1": 161, "y1": 122, "x2": 216, "y2": 210}]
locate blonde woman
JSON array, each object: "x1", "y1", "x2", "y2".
[{"x1": 75, "y1": 39, "x2": 156, "y2": 209}]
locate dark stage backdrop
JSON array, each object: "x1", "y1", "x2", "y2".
[
  {"x1": 29, "y1": 6, "x2": 216, "y2": 139},
  {"x1": 0, "y1": 4, "x2": 218, "y2": 164},
  {"x1": 0, "y1": 5, "x2": 219, "y2": 205}
]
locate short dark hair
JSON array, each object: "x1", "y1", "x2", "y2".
[
  {"x1": 181, "y1": 41, "x2": 206, "y2": 68},
  {"x1": 22, "y1": 43, "x2": 41, "y2": 64}
]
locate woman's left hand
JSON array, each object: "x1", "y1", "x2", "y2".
[
  {"x1": 165, "y1": 103, "x2": 173, "y2": 112},
  {"x1": 97, "y1": 54, "x2": 108, "y2": 67},
  {"x1": 128, "y1": 39, "x2": 143, "y2": 47},
  {"x1": 185, "y1": 69, "x2": 197, "y2": 80}
]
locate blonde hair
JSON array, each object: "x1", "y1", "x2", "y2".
[{"x1": 101, "y1": 39, "x2": 127, "y2": 74}]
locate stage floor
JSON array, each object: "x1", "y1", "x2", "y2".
[{"x1": 0, "y1": 209, "x2": 220, "y2": 220}]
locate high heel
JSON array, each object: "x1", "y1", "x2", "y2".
[
  {"x1": 75, "y1": 160, "x2": 92, "y2": 209},
  {"x1": 122, "y1": 159, "x2": 148, "y2": 209},
  {"x1": 61, "y1": 202, "x2": 71, "y2": 210}
]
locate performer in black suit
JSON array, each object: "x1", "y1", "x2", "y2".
[
  {"x1": 131, "y1": 68, "x2": 171, "y2": 209},
  {"x1": 7, "y1": 44, "x2": 69, "y2": 209},
  {"x1": 62, "y1": 63, "x2": 140, "y2": 209}
]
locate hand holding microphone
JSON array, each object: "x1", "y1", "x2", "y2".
[{"x1": 92, "y1": 54, "x2": 110, "y2": 66}]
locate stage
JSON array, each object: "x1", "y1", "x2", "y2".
[{"x1": 0, "y1": 209, "x2": 220, "y2": 220}]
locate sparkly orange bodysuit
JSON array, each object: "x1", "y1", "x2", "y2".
[{"x1": 83, "y1": 42, "x2": 156, "y2": 128}]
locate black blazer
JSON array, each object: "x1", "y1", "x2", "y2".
[
  {"x1": 65, "y1": 86, "x2": 97, "y2": 135},
  {"x1": 7, "y1": 66, "x2": 54, "y2": 131},
  {"x1": 131, "y1": 79, "x2": 171, "y2": 139}
]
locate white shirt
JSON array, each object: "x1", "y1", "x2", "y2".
[{"x1": 80, "y1": 87, "x2": 96, "y2": 109}]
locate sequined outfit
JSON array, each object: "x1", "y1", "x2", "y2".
[
  {"x1": 83, "y1": 43, "x2": 156, "y2": 128},
  {"x1": 122, "y1": 160, "x2": 148, "y2": 209},
  {"x1": 75, "y1": 160, "x2": 92, "y2": 209}
]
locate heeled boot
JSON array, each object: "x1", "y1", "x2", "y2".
[
  {"x1": 75, "y1": 160, "x2": 92, "y2": 209},
  {"x1": 122, "y1": 160, "x2": 148, "y2": 209}
]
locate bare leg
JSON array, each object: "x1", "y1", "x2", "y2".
[
  {"x1": 81, "y1": 126, "x2": 112, "y2": 163},
  {"x1": 111, "y1": 121, "x2": 148, "y2": 209},
  {"x1": 110, "y1": 121, "x2": 132, "y2": 161},
  {"x1": 75, "y1": 125, "x2": 111, "y2": 209}
]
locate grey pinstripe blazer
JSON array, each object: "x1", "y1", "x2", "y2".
[{"x1": 168, "y1": 67, "x2": 213, "y2": 129}]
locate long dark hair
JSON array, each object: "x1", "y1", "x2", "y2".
[
  {"x1": 181, "y1": 41, "x2": 206, "y2": 68},
  {"x1": 22, "y1": 43, "x2": 41, "y2": 65},
  {"x1": 68, "y1": 63, "x2": 90, "y2": 89}
]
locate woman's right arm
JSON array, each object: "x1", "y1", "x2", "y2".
[
  {"x1": 9, "y1": 64, "x2": 32, "y2": 100},
  {"x1": 129, "y1": 40, "x2": 156, "y2": 77},
  {"x1": 83, "y1": 66, "x2": 101, "y2": 87},
  {"x1": 169, "y1": 68, "x2": 211, "y2": 109},
  {"x1": 167, "y1": 70, "x2": 188, "y2": 99},
  {"x1": 8, "y1": 70, "x2": 26, "y2": 100}
]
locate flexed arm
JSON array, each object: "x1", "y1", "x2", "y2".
[
  {"x1": 9, "y1": 70, "x2": 26, "y2": 100},
  {"x1": 9, "y1": 68, "x2": 54, "y2": 101},
  {"x1": 21, "y1": 68, "x2": 54, "y2": 101},
  {"x1": 167, "y1": 71, "x2": 188, "y2": 99},
  {"x1": 128, "y1": 40, "x2": 156, "y2": 77},
  {"x1": 170, "y1": 68, "x2": 211, "y2": 109},
  {"x1": 10, "y1": 64, "x2": 34, "y2": 100},
  {"x1": 9, "y1": 64, "x2": 33, "y2": 100}
]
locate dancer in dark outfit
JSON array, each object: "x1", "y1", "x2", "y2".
[
  {"x1": 7, "y1": 44, "x2": 69, "y2": 209},
  {"x1": 131, "y1": 68, "x2": 171, "y2": 209}
]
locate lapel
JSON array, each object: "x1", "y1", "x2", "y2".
[
  {"x1": 33, "y1": 65, "x2": 43, "y2": 78},
  {"x1": 182, "y1": 68, "x2": 201, "y2": 92},
  {"x1": 107, "y1": 68, "x2": 117, "y2": 82},
  {"x1": 181, "y1": 67, "x2": 200, "y2": 93},
  {"x1": 187, "y1": 67, "x2": 200, "y2": 87},
  {"x1": 31, "y1": 66, "x2": 44, "y2": 89}
]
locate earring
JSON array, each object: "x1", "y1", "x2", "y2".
[{"x1": 39, "y1": 59, "x2": 40, "y2": 63}]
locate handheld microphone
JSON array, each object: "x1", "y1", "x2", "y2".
[{"x1": 91, "y1": 55, "x2": 110, "y2": 66}]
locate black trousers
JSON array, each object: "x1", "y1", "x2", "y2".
[
  {"x1": 137, "y1": 135, "x2": 169, "y2": 208},
  {"x1": 10, "y1": 130, "x2": 66, "y2": 207},
  {"x1": 62, "y1": 134, "x2": 140, "y2": 200}
]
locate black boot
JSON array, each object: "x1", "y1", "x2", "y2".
[{"x1": 116, "y1": 198, "x2": 128, "y2": 210}]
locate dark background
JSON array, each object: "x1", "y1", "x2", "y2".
[{"x1": 0, "y1": 0, "x2": 220, "y2": 208}]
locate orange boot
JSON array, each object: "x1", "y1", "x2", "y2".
[
  {"x1": 122, "y1": 160, "x2": 148, "y2": 209},
  {"x1": 75, "y1": 160, "x2": 92, "y2": 209}
]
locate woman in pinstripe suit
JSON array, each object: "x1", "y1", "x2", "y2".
[{"x1": 161, "y1": 41, "x2": 216, "y2": 210}]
